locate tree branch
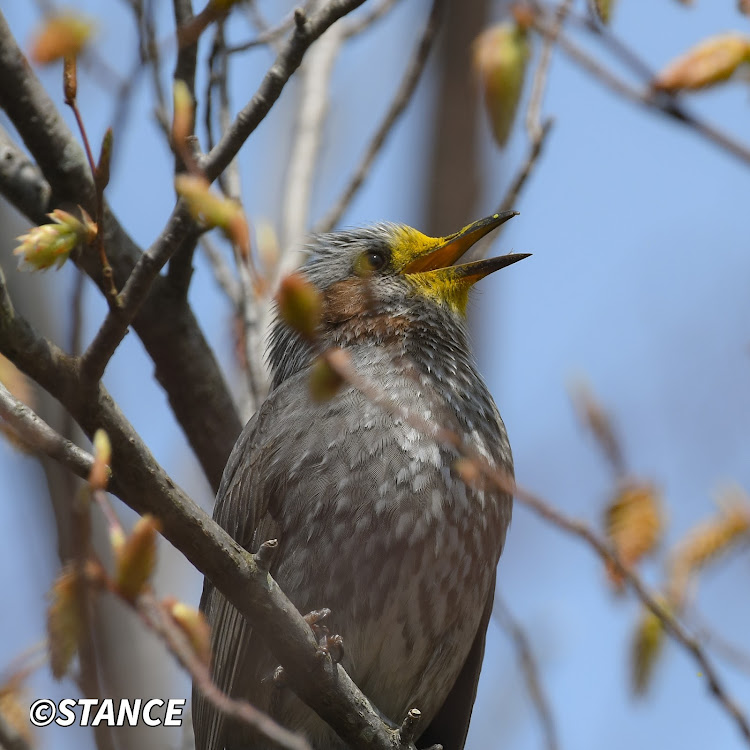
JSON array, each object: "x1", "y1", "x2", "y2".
[
  {"x1": 201, "y1": 0, "x2": 368, "y2": 183},
  {"x1": 530, "y1": 9, "x2": 750, "y2": 168},
  {"x1": 0, "y1": 381, "x2": 93, "y2": 479},
  {"x1": 495, "y1": 597, "x2": 558, "y2": 750},
  {"x1": 0, "y1": 269, "x2": 421, "y2": 750},
  {"x1": 0, "y1": 11, "x2": 241, "y2": 490},
  {"x1": 321, "y1": 348, "x2": 750, "y2": 746}
]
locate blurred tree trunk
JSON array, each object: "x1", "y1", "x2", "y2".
[{"x1": 424, "y1": 0, "x2": 492, "y2": 234}]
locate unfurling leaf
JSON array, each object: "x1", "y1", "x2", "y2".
[
  {"x1": 46, "y1": 567, "x2": 81, "y2": 679},
  {"x1": 88, "y1": 429, "x2": 112, "y2": 491},
  {"x1": 256, "y1": 220, "x2": 280, "y2": 274},
  {"x1": 277, "y1": 273, "x2": 322, "y2": 341},
  {"x1": 309, "y1": 354, "x2": 345, "y2": 402},
  {"x1": 0, "y1": 355, "x2": 34, "y2": 452},
  {"x1": 166, "y1": 599, "x2": 212, "y2": 667},
  {"x1": 473, "y1": 21, "x2": 530, "y2": 148},
  {"x1": 0, "y1": 687, "x2": 33, "y2": 747},
  {"x1": 176, "y1": 176, "x2": 228, "y2": 225},
  {"x1": 115, "y1": 515, "x2": 162, "y2": 601},
  {"x1": 592, "y1": 0, "x2": 615, "y2": 24},
  {"x1": 667, "y1": 487, "x2": 750, "y2": 608},
  {"x1": 31, "y1": 13, "x2": 94, "y2": 64},
  {"x1": 604, "y1": 481, "x2": 663, "y2": 590},
  {"x1": 652, "y1": 33, "x2": 750, "y2": 92},
  {"x1": 172, "y1": 80, "x2": 194, "y2": 149},
  {"x1": 14, "y1": 208, "x2": 97, "y2": 272},
  {"x1": 96, "y1": 128, "x2": 114, "y2": 193},
  {"x1": 631, "y1": 603, "x2": 666, "y2": 695}
]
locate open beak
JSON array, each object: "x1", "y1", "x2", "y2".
[{"x1": 402, "y1": 210, "x2": 528, "y2": 277}]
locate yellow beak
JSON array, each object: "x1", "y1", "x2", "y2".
[
  {"x1": 402, "y1": 211, "x2": 526, "y2": 275},
  {"x1": 400, "y1": 211, "x2": 529, "y2": 313}
]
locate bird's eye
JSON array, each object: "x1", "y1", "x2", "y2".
[{"x1": 356, "y1": 250, "x2": 388, "y2": 275}]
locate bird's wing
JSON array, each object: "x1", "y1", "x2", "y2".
[
  {"x1": 192, "y1": 393, "x2": 283, "y2": 750},
  {"x1": 418, "y1": 571, "x2": 497, "y2": 750}
]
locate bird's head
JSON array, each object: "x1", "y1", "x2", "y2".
[{"x1": 269, "y1": 211, "x2": 529, "y2": 387}]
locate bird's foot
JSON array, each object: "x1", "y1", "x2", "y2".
[{"x1": 303, "y1": 608, "x2": 345, "y2": 664}]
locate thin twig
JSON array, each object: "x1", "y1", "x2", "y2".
[
  {"x1": 280, "y1": 18, "x2": 345, "y2": 267},
  {"x1": 530, "y1": 12, "x2": 750, "y2": 168},
  {"x1": 226, "y1": 6, "x2": 303, "y2": 54},
  {"x1": 208, "y1": 22, "x2": 270, "y2": 415},
  {"x1": 513, "y1": 484, "x2": 750, "y2": 745},
  {"x1": 79, "y1": 205, "x2": 201, "y2": 383},
  {"x1": 495, "y1": 597, "x2": 559, "y2": 750},
  {"x1": 499, "y1": 119, "x2": 553, "y2": 216},
  {"x1": 526, "y1": 0, "x2": 573, "y2": 141},
  {"x1": 140, "y1": 0, "x2": 171, "y2": 135},
  {"x1": 314, "y1": 0, "x2": 443, "y2": 234},
  {"x1": 64, "y1": 77, "x2": 117, "y2": 301},
  {"x1": 322, "y1": 348, "x2": 750, "y2": 746},
  {"x1": 200, "y1": 236, "x2": 240, "y2": 303},
  {"x1": 464, "y1": 119, "x2": 553, "y2": 263},
  {"x1": 0, "y1": 271, "x2": 420, "y2": 750},
  {"x1": 136, "y1": 593, "x2": 311, "y2": 750},
  {"x1": 202, "y1": 0, "x2": 369, "y2": 183},
  {"x1": 562, "y1": 5, "x2": 654, "y2": 82},
  {"x1": 341, "y1": 0, "x2": 403, "y2": 38},
  {"x1": 689, "y1": 610, "x2": 750, "y2": 677}
]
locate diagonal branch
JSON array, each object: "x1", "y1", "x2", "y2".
[
  {"x1": 201, "y1": 0, "x2": 368, "y2": 183},
  {"x1": 0, "y1": 12, "x2": 241, "y2": 490},
  {"x1": 0, "y1": 381, "x2": 93, "y2": 478},
  {"x1": 530, "y1": 9, "x2": 750, "y2": 168},
  {"x1": 495, "y1": 597, "x2": 559, "y2": 750},
  {"x1": 0, "y1": 269, "x2": 422, "y2": 750},
  {"x1": 321, "y1": 349, "x2": 750, "y2": 747}
]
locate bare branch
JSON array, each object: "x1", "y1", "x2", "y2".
[
  {"x1": 173, "y1": 0, "x2": 198, "y2": 102},
  {"x1": 315, "y1": 0, "x2": 443, "y2": 233},
  {"x1": 137, "y1": 593, "x2": 311, "y2": 750},
  {"x1": 0, "y1": 381, "x2": 93, "y2": 479},
  {"x1": 0, "y1": 10, "x2": 241, "y2": 490},
  {"x1": 526, "y1": 0, "x2": 573, "y2": 141},
  {"x1": 0, "y1": 271, "x2": 420, "y2": 750},
  {"x1": 530, "y1": 10, "x2": 750, "y2": 168},
  {"x1": 202, "y1": 0, "x2": 369, "y2": 184},
  {"x1": 79, "y1": 204, "x2": 201, "y2": 384},
  {"x1": 227, "y1": 6, "x2": 304, "y2": 54},
  {"x1": 280, "y1": 20, "x2": 344, "y2": 260},
  {"x1": 495, "y1": 597, "x2": 559, "y2": 750},
  {"x1": 341, "y1": 0, "x2": 403, "y2": 38},
  {"x1": 321, "y1": 348, "x2": 750, "y2": 746},
  {"x1": 465, "y1": 119, "x2": 553, "y2": 263},
  {"x1": 0, "y1": 124, "x2": 52, "y2": 222},
  {"x1": 200, "y1": 236, "x2": 240, "y2": 304}
]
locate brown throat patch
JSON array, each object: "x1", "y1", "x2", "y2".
[{"x1": 322, "y1": 278, "x2": 410, "y2": 343}]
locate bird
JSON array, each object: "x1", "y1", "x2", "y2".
[{"x1": 193, "y1": 210, "x2": 528, "y2": 750}]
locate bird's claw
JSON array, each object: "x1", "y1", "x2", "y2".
[{"x1": 303, "y1": 608, "x2": 345, "y2": 664}]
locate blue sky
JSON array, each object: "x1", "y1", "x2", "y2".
[{"x1": 1, "y1": 1, "x2": 749, "y2": 749}]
